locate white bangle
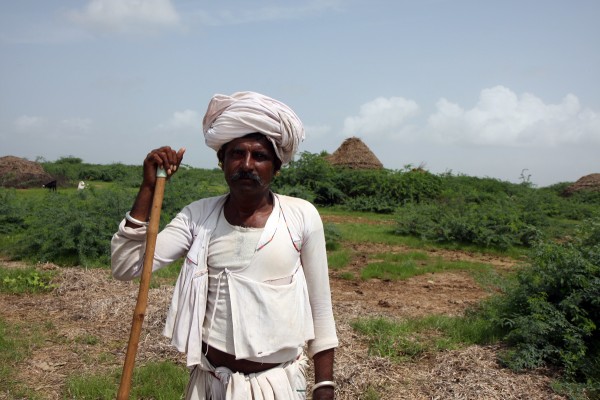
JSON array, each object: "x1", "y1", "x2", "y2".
[
  {"x1": 310, "y1": 380, "x2": 336, "y2": 394},
  {"x1": 125, "y1": 211, "x2": 149, "y2": 227}
]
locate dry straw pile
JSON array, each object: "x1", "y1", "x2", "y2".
[
  {"x1": 326, "y1": 137, "x2": 383, "y2": 170},
  {"x1": 563, "y1": 173, "x2": 600, "y2": 196},
  {"x1": 0, "y1": 156, "x2": 54, "y2": 188}
]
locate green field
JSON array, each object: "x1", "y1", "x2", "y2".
[{"x1": 1, "y1": 155, "x2": 599, "y2": 399}]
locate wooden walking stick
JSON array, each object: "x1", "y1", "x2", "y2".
[{"x1": 117, "y1": 167, "x2": 168, "y2": 400}]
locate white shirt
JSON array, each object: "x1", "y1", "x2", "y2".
[{"x1": 111, "y1": 193, "x2": 338, "y2": 367}]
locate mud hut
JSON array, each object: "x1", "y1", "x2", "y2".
[
  {"x1": 0, "y1": 156, "x2": 55, "y2": 189},
  {"x1": 326, "y1": 137, "x2": 383, "y2": 169},
  {"x1": 562, "y1": 173, "x2": 600, "y2": 196}
]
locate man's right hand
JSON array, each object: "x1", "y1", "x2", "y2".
[
  {"x1": 142, "y1": 146, "x2": 186, "y2": 189},
  {"x1": 125, "y1": 146, "x2": 186, "y2": 228}
]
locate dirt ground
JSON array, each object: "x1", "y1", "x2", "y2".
[{"x1": 0, "y1": 243, "x2": 567, "y2": 400}]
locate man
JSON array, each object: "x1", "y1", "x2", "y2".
[{"x1": 111, "y1": 91, "x2": 338, "y2": 399}]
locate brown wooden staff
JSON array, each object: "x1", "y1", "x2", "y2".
[{"x1": 117, "y1": 167, "x2": 167, "y2": 400}]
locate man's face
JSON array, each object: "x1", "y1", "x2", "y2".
[{"x1": 221, "y1": 135, "x2": 278, "y2": 195}]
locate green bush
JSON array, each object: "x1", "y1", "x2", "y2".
[
  {"x1": 395, "y1": 197, "x2": 541, "y2": 250},
  {"x1": 42, "y1": 158, "x2": 142, "y2": 187},
  {"x1": 0, "y1": 189, "x2": 26, "y2": 234},
  {"x1": 273, "y1": 184, "x2": 316, "y2": 202},
  {"x1": 17, "y1": 188, "x2": 134, "y2": 266},
  {"x1": 333, "y1": 168, "x2": 442, "y2": 211},
  {"x1": 274, "y1": 153, "x2": 443, "y2": 211},
  {"x1": 343, "y1": 195, "x2": 398, "y2": 214},
  {"x1": 485, "y1": 219, "x2": 600, "y2": 384}
]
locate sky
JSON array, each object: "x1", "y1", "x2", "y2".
[{"x1": 1, "y1": 0, "x2": 598, "y2": 187}]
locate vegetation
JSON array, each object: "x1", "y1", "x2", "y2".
[
  {"x1": 351, "y1": 313, "x2": 500, "y2": 362},
  {"x1": 65, "y1": 361, "x2": 188, "y2": 399},
  {"x1": 360, "y1": 251, "x2": 495, "y2": 283},
  {"x1": 0, "y1": 267, "x2": 56, "y2": 293},
  {"x1": 1, "y1": 152, "x2": 599, "y2": 397},
  {"x1": 0, "y1": 318, "x2": 45, "y2": 399},
  {"x1": 0, "y1": 163, "x2": 226, "y2": 267},
  {"x1": 484, "y1": 220, "x2": 600, "y2": 390},
  {"x1": 350, "y1": 220, "x2": 600, "y2": 397}
]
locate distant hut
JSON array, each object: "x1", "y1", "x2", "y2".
[
  {"x1": 326, "y1": 137, "x2": 383, "y2": 170},
  {"x1": 0, "y1": 156, "x2": 54, "y2": 189},
  {"x1": 562, "y1": 173, "x2": 600, "y2": 196}
]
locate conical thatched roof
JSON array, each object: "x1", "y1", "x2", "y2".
[
  {"x1": 562, "y1": 173, "x2": 600, "y2": 196},
  {"x1": 326, "y1": 137, "x2": 383, "y2": 169},
  {"x1": 0, "y1": 156, "x2": 54, "y2": 188}
]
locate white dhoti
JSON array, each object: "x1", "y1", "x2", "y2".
[{"x1": 185, "y1": 353, "x2": 308, "y2": 400}]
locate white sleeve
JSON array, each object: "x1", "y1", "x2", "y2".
[
  {"x1": 110, "y1": 212, "x2": 193, "y2": 281},
  {"x1": 301, "y1": 206, "x2": 339, "y2": 357}
]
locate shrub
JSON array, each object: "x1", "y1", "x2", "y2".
[
  {"x1": 343, "y1": 195, "x2": 398, "y2": 214},
  {"x1": 274, "y1": 152, "x2": 335, "y2": 195},
  {"x1": 17, "y1": 188, "x2": 134, "y2": 266},
  {"x1": 0, "y1": 189, "x2": 26, "y2": 234},
  {"x1": 395, "y1": 197, "x2": 542, "y2": 250},
  {"x1": 485, "y1": 219, "x2": 600, "y2": 384},
  {"x1": 273, "y1": 184, "x2": 315, "y2": 202}
]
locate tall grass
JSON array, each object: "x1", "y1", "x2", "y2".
[
  {"x1": 0, "y1": 318, "x2": 45, "y2": 399},
  {"x1": 360, "y1": 251, "x2": 499, "y2": 288},
  {"x1": 351, "y1": 313, "x2": 502, "y2": 362},
  {"x1": 65, "y1": 361, "x2": 188, "y2": 399}
]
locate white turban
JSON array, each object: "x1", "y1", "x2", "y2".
[{"x1": 202, "y1": 91, "x2": 305, "y2": 165}]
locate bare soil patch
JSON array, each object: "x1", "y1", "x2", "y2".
[{"x1": 0, "y1": 246, "x2": 565, "y2": 399}]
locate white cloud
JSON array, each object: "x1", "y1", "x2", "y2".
[
  {"x1": 342, "y1": 96, "x2": 420, "y2": 138},
  {"x1": 69, "y1": 0, "x2": 180, "y2": 35},
  {"x1": 427, "y1": 86, "x2": 600, "y2": 147},
  {"x1": 157, "y1": 109, "x2": 201, "y2": 131},
  {"x1": 14, "y1": 115, "x2": 47, "y2": 131}
]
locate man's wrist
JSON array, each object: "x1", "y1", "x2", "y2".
[
  {"x1": 312, "y1": 385, "x2": 334, "y2": 400},
  {"x1": 311, "y1": 380, "x2": 335, "y2": 399}
]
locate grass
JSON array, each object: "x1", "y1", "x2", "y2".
[
  {"x1": 338, "y1": 272, "x2": 355, "y2": 280},
  {"x1": 333, "y1": 221, "x2": 527, "y2": 260},
  {"x1": 0, "y1": 319, "x2": 25, "y2": 386},
  {"x1": 0, "y1": 266, "x2": 56, "y2": 294},
  {"x1": 0, "y1": 318, "x2": 46, "y2": 399},
  {"x1": 65, "y1": 361, "x2": 188, "y2": 399},
  {"x1": 319, "y1": 206, "x2": 396, "y2": 221},
  {"x1": 551, "y1": 380, "x2": 600, "y2": 400},
  {"x1": 361, "y1": 386, "x2": 382, "y2": 400},
  {"x1": 328, "y1": 248, "x2": 351, "y2": 270},
  {"x1": 337, "y1": 223, "x2": 421, "y2": 247},
  {"x1": 360, "y1": 251, "x2": 497, "y2": 285},
  {"x1": 351, "y1": 314, "x2": 501, "y2": 362}
]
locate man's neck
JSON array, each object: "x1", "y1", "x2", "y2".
[{"x1": 224, "y1": 191, "x2": 273, "y2": 228}]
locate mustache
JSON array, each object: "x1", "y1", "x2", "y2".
[{"x1": 230, "y1": 171, "x2": 263, "y2": 184}]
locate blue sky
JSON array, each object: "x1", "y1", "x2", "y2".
[{"x1": 1, "y1": 0, "x2": 598, "y2": 186}]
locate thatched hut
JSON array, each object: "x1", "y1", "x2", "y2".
[
  {"x1": 562, "y1": 173, "x2": 600, "y2": 196},
  {"x1": 0, "y1": 156, "x2": 55, "y2": 188},
  {"x1": 326, "y1": 137, "x2": 383, "y2": 169}
]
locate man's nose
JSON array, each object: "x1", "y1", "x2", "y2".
[{"x1": 241, "y1": 153, "x2": 254, "y2": 169}]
